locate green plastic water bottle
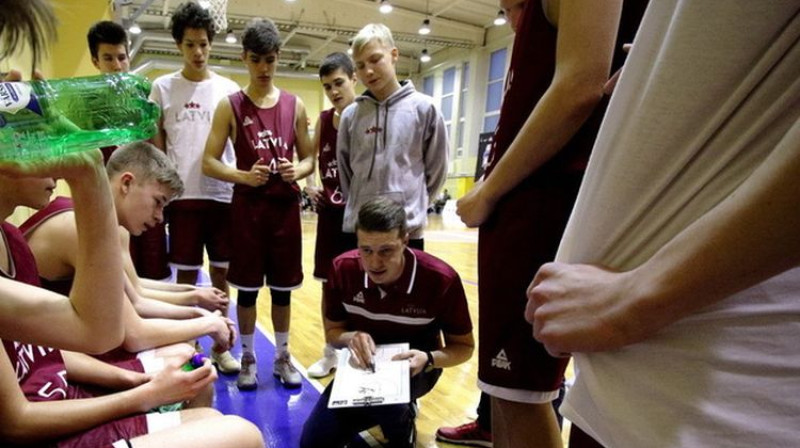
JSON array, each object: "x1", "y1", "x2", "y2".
[{"x1": 0, "y1": 73, "x2": 160, "y2": 161}]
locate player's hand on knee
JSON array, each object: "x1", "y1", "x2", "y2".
[
  {"x1": 194, "y1": 286, "x2": 229, "y2": 313},
  {"x1": 143, "y1": 356, "x2": 218, "y2": 410},
  {"x1": 207, "y1": 311, "x2": 234, "y2": 351}
]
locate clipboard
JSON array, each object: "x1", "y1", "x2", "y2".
[{"x1": 327, "y1": 343, "x2": 411, "y2": 409}]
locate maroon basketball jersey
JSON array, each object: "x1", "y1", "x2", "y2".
[
  {"x1": 229, "y1": 89, "x2": 300, "y2": 199},
  {"x1": 317, "y1": 108, "x2": 345, "y2": 208},
  {"x1": 324, "y1": 248, "x2": 473, "y2": 351},
  {"x1": 19, "y1": 196, "x2": 76, "y2": 296},
  {"x1": 0, "y1": 222, "x2": 69, "y2": 403},
  {"x1": 485, "y1": 0, "x2": 642, "y2": 180}
]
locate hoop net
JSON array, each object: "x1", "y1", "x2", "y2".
[{"x1": 207, "y1": 0, "x2": 229, "y2": 33}]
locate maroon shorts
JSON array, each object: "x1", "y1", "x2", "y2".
[
  {"x1": 478, "y1": 174, "x2": 582, "y2": 394},
  {"x1": 166, "y1": 199, "x2": 231, "y2": 269},
  {"x1": 227, "y1": 194, "x2": 303, "y2": 290},
  {"x1": 129, "y1": 222, "x2": 171, "y2": 281},
  {"x1": 93, "y1": 348, "x2": 144, "y2": 373},
  {"x1": 56, "y1": 385, "x2": 148, "y2": 448},
  {"x1": 313, "y1": 206, "x2": 349, "y2": 281}
]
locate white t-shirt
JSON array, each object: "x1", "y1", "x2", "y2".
[
  {"x1": 150, "y1": 71, "x2": 239, "y2": 202},
  {"x1": 556, "y1": 1, "x2": 800, "y2": 446}
]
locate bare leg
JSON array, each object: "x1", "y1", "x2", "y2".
[
  {"x1": 209, "y1": 266, "x2": 230, "y2": 304},
  {"x1": 272, "y1": 303, "x2": 290, "y2": 333},
  {"x1": 152, "y1": 342, "x2": 194, "y2": 359},
  {"x1": 238, "y1": 304, "x2": 257, "y2": 336},
  {"x1": 491, "y1": 396, "x2": 562, "y2": 448},
  {"x1": 130, "y1": 409, "x2": 263, "y2": 448},
  {"x1": 177, "y1": 269, "x2": 199, "y2": 286},
  {"x1": 185, "y1": 381, "x2": 215, "y2": 408}
]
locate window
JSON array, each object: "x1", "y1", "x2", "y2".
[
  {"x1": 456, "y1": 62, "x2": 469, "y2": 156},
  {"x1": 483, "y1": 48, "x2": 507, "y2": 132},
  {"x1": 422, "y1": 75, "x2": 434, "y2": 97}
]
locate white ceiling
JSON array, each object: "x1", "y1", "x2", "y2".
[{"x1": 113, "y1": 0, "x2": 509, "y2": 77}]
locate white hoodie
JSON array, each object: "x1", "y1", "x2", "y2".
[{"x1": 337, "y1": 80, "x2": 448, "y2": 239}]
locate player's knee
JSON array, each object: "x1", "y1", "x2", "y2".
[
  {"x1": 237, "y1": 290, "x2": 259, "y2": 308},
  {"x1": 271, "y1": 289, "x2": 291, "y2": 307},
  {"x1": 221, "y1": 415, "x2": 264, "y2": 447}
]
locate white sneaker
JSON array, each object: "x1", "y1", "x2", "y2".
[
  {"x1": 237, "y1": 352, "x2": 258, "y2": 390},
  {"x1": 211, "y1": 350, "x2": 241, "y2": 374},
  {"x1": 307, "y1": 350, "x2": 338, "y2": 378},
  {"x1": 273, "y1": 352, "x2": 302, "y2": 388}
]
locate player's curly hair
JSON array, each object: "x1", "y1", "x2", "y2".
[{"x1": 170, "y1": 2, "x2": 216, "y2": 43}]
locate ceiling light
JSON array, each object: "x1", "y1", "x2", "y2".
[
  {"x1": 494, "y1": 10, "x2": 507, "y2": 26},
  {"x1": 225, "y1": 29, "x2": 237, "y2": 44},
  {"x1": 347, "y1": 47, "x2": 353, "y2": 55},
  {"x1": 198, "y1": 0, "x2": 211, "y2": 8},
  {"x1": 418, "y1": 18, "x2": 431, "y2": 35},
  {"x1": 420, "y1": 49, "x2": 431, "y2": 63},
  {"x1": 128, "y1": 22, "x2": 142, "y2": 35},
  {"x1": 379, "y1": 0, "x2": 393, "y2": 13}
]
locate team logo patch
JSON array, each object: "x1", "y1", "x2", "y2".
[
  {"x1": 243, "y1": 116, "x2": 254, "y2": 126},
  {"x1": 352, "y1": 291, "x2": 365, "y2": 304},
  {"x1": 491, "y1": 349, "x2": 511, "y2": 370}
]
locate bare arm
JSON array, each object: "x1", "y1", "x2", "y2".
[
  {"x1": 0, "y1": 345, "x2": 215, "y2": 444},
  {"x1": 457, "y1": 0, "x2": 623, "y2": 227},
  {"x1": 527, "y1": 122, "x2": 800, "y2": 355},
  {"x1": 335, "y1": 110, "x2": 353, "y2": 197},
  {"x1": 0, "y1": 151, "x2": 124, "y2": 352},
  {"x1": 61, "y1": 351, "x2": 149, "y2": 390},
  {"x1": 149, "y1": 85, "x2": 167, "y2": 152},
  {"x1": 121, "y1": 246, "x2": 228, "y2": 312},
  {"x1": 303, "y1": 119, "x2": 323, "y2": 206},
  {"x1": 119, "y1": 291, "x2": 233, "y2": 353},
  {"x1": 202, "y1": 97, "x2": 269, "y2": 187}
]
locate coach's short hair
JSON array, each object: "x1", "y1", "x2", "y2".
[
  {"x1": 355, "y1": 197, "x2": 407, "y2": 237},
  {"x1": 106, "y1": 142, "x2": 184, "y2": 199}
]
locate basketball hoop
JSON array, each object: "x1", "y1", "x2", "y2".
[{"x1": 206, "y1": 0, "x2": 229, "y2": 33}]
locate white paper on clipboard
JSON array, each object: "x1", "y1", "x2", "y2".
[{"x1": 328, "y1": 343, "x2": 411, "y2": 408}]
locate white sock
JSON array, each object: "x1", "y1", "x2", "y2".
[
  {"x1": 324, "y1": 343, "x2": 337, "y2": 358},
  {"x1": 241, "y1": 333, "x2": 255, "y2": 356},
  {"x1": 275, "y1": 331, "x2": 289, "y2": 357}
]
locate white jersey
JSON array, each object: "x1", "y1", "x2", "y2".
[
  {"x1": 556, "y1": 1, "x2": 800, "y2": 447},
  {"x1": 150, "y1": 71, "x2": 239, "y2": 202}
]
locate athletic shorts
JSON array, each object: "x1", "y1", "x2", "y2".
[
  {"x1": 477, "y1": 174, "x2": 582, "y2": 403},
  {"x1": 313, "y1": 206, "x2": 349, "y2": 281},
  {"x1": 55, "y1": 385, "x2": 154, "y2": 448},
  {"x1": 93, "y1": 348, "x2": 145, "y2": 373},
  {"x1": 166, "y1": 199, "x2": 231, "y2": 270},
  {"x1": 129, "y1": 222, "x2": 170, "y2": 281},
  {"x1": 227, "y1": 194, "x2": 303, "y2": 290}
]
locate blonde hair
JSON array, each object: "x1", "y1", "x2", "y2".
[{"x1": 351, "y1": 23, "x2": 395, "y2": 55}]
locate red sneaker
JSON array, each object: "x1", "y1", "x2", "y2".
[{"x1": 435, "y1": 421, "x2": 493, "y2": 447}]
